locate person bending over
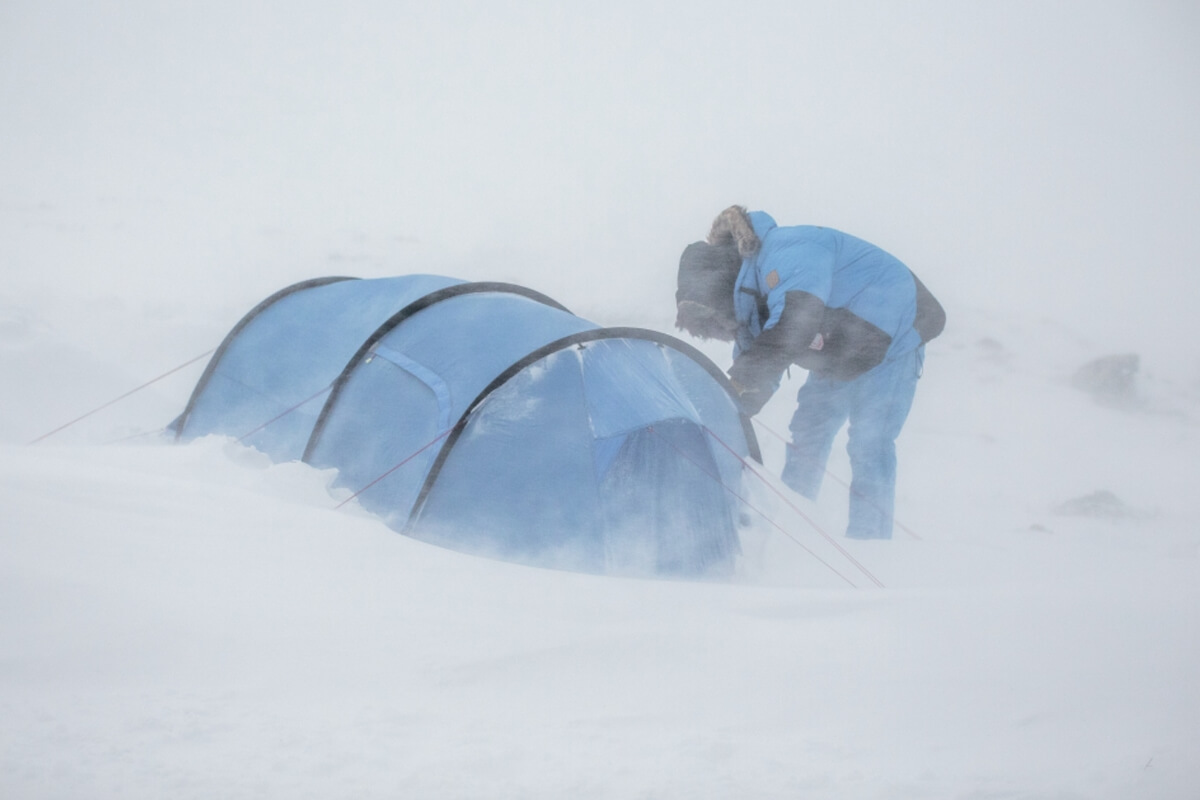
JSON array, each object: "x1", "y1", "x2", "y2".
[{"x1": 675, "y1": 205, "x2": 945, "y2": 540}]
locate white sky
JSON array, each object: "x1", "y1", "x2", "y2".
[{"x1": 2, "y1": 1, "x2": 1199, "y2": 365}]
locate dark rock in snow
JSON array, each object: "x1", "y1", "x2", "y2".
[
  {"x1": 1053, "y1": 490, "x2": 1135, "y2": 519},
  {"x1": 1071, "y1": 353, "x2": 1140, "y2": 405}
]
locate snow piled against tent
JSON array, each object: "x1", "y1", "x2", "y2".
[{"x1": 2, "y1": 296, "x2": 1199, "y2": 798}]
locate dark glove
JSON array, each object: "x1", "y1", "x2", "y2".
[{"x1": 729, "y1": 378, "x2": 773, "y2": 417}]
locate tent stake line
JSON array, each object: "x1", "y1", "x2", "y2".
[
  {"x1": 27, "y1": 348, "x2": 216, "y2": 445},
  {"x1": 751, "y1": 417, "x2": 923, "y2": 541},
  {"x1": 236, "y1": 384, "x2": 334, "y2": 444},
  {"x1": 699, "y1": 425, "x2": 885, "y2": 589},
  {"x1": 333, "y1": 429, "x2": 452, "y2": 510}
]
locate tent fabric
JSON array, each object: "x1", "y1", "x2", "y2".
[
  {"x1": 173, "y1": 274, "x2": 466, "y2": 460},
  {"x1": 411, "y1": 335, "x2": 748, "y2": 575},
  {"x1": 175, "y1": 275, "x2": 760, "y2": 578}
]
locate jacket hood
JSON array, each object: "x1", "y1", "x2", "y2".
[
  {"x1": 677, "y1": 238, "x2": 740, "y2": 297},
  {"x1": 675, "y1": 240, "x2": 740, "y2": 340},
  {"x1": 707, "y1": 205, "x2": 774, "y2": 260}
]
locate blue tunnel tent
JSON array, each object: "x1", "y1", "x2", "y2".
[
  {"x1": 174, "y1": 274, "x2": 468, "y2": 461},
  {"x1": 174, "y1": 275, "x2": 762, "y2": 577}
]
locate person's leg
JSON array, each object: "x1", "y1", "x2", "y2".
[
  {"x1": 781, "y1": 372, "x2": 850, "y2": 499},
  {"x1": 843, "y1": 348, "x2": 922, "y2": 539}
]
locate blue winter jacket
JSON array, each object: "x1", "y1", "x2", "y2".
[{"x1": 724, "y1": 210, "x2": 943, "y2": 389}]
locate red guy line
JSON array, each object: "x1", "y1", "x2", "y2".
[
  {"x1": 751, "y1": 418, "x2": 922, "y2": 541},
  {"x1": 646, "y1": 425, "x2": 863, "y2": 589},
  {"x1": 28, "y1": 348, "x2": 216, "y2": 445},
  {"x1": 701, "y1": 424, "x2": 886, "y2": 588}
]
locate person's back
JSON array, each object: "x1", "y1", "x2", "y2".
[
  {"x1": 677, "y1": 205, "x2": 945, "y2": 539},
  {"x1": 747, "y1": 215, "x2": 923, "y2": 362}
]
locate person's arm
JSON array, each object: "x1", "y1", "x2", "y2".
[
  {"x1": 727, "y1": 242, "x2": 833, "y2": 414},
  {"x1": 728, "y1": 290, "x2": 828, "y2": 412}
]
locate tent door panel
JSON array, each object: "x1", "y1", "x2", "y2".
[{"x1": 599, "y1": 419, "x2": 739, "y2": 577}]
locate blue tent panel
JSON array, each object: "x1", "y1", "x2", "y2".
[
  {"x1": 176, "y1": 274, "x2": 462, "y2": 460},
  {"x1": 409, "y1": 335, "x2": 744, "y2": 576},
  {"x1": 579, "y1": 338, "x2": 699, "y2": 439},
  {"x1": 307, "y1": 346, "x2": 446, "y2": 530},
  {"x1": 659, "y1": 346, "x2": 751, "y2": 494},
  {"x1": 304, "y1": 289, "x2": 597, "y2": 527},
  {"x1": 415, "y1": 346, "x2": 605, "y2": 568}
]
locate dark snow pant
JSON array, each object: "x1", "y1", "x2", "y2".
[{"x1": 780, "y1": 347, "x2": 923, "y2": 540}]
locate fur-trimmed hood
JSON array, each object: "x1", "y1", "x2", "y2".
[{"x1": 707, "y1": 205, "x2": 763, "y2": 260}]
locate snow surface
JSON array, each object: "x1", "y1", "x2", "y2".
[{"x1": 3, "y1": 2, "x2": 1200, "y2": 798}]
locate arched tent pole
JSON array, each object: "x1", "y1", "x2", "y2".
[
  {"x1": 171, "y1": 275, "x2": 359, "y2": 440},
  {"x1": 404, "y1": 326, "x2": 762, "y2": 533},
  {"x1": 300, "y1": 282, "x2": 573, "y2": 463}
]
